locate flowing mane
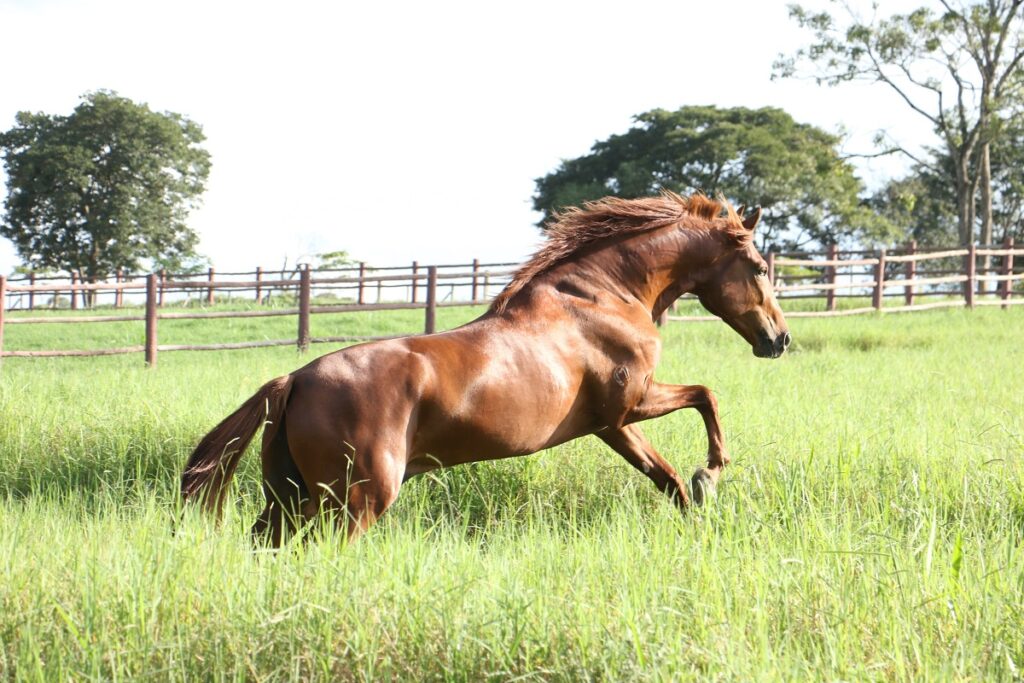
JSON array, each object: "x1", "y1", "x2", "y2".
[{"x1": 490, "y1": 191, "x2": 750, "y2": 314}]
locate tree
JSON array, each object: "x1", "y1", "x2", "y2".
[
  {"x1": 0, "y1": 91, "x2": 211, "y2": 284},
  {"x1": 986, "y1": 108, "x2": 1024, "y2": 242},
  {"x1": 869, "y1": 159, "x2": 959, "y2": 246},
  {"x1": 313, "y1": 250, "x2": 357, "y2": 270},
  {"x1": 534, "y1": 106, "x2": 892, "y2": 251},
  {"x1": 154, "y1": 253, "x2": 212, "y2": 276},
  {"x1": 775, "y1": 1, "x2": 1024, "y2": 246},
  {"x1": 872, "y1": 109, "x2": 1024, "y2": 246}
]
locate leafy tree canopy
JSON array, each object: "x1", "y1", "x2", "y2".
[
  {"x1": 869, "y1": 160, "x2": 959, "y2": 247},
  {"x1": 533, "y1": 106, "x2": 893, "y2": 251},
  {"x1": 0, "y1": 90, "x2": 211, "y2": 281},
  {"x1": 313, "y1": 250, "x2": 358, "y2": 270},
  {"x1": 154, "y1": 253, "x2": 212, "y2": 276},
  {"x1": 872, "y1": 109, "x2": 1024, "y2": 246},
  {"x1": 775, "y1": 0, "x2": 1024, "y2": 245}
]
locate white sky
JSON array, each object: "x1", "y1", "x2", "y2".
[{"x1": 0, "y1": 0, "x2": 932, "y2": 274}]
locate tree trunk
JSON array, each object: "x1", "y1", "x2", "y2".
[
  {"x1": 76, "y1": 269, "x2": 89, "y2": 309},
  {"x1": 88, "y1": 243, "x2": 99, "y2": 307},
  {"x1": 955, "y1": 155, "x2": 975, "y2": 246},
  {"x1": 979, "y1": 142, "x2": 994, "y2": 293}
]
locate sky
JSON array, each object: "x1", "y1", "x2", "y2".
[{"x1": 0, "y1": 0, "x2": 932, "y2": 275}]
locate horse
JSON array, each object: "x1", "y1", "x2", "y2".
[{"x1": 181, "y1": 192, "x2": 791, "y2": 546}]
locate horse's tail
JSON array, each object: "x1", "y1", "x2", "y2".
[{"x1": 181, "y1": 375, "x2": 294, "y2": 516}]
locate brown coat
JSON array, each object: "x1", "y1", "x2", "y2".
[{"x1": 181, "y1": 193, "x2": 790, "y2": 546}]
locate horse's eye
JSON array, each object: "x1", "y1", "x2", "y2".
[{"x1": 757, "y1": 266, "x2": 768, "y2": 277}]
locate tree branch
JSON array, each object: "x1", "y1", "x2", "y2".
[
  {"x1": 878, "y1": 137, "x2": 945, "y2": 174},
  {"x1": 863, "y1": 46, "x2": 943, "y2": 126}
]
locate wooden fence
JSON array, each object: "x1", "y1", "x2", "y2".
[
  {"x1": 0, "y1": 261, "x2": 517, "y2": 366},
  {"x1": 0, "y1": 259, "x2": 515, "y2": 311},
  {"x1": 1, "y1": 241, "x2": 1022, "y2": 365},
  {"x1": 668, "y1": 239, "x2": 1023, "y2": 321}
]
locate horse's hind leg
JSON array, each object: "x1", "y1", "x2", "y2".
[
  {"x1": 285, "y1": 418, "x2": 407, "y2": 544},
  {"x1": 282, "y1": 372, "x2": 414, "y2": 544},
  {"x1": 252, "y1": 424, "x2": 309, "y2": 548},
  {"x1": 339, "y1": 456, "x2": 404, "y2": 541}
]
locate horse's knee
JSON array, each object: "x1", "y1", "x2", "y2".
[{"x1": 693, "y1": 384, "x2": 717, "y2": 409}]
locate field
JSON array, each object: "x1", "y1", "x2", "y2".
[{"x1": 1, "y1": 305, "x2": 1022, "y2": 681}]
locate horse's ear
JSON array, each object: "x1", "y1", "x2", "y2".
[
  {"x1": 742, "y1": 206, "x2": 762, "y2": 232},
  {"x1": 736, "y1": 204, "x2": 746, "y2": 218}
]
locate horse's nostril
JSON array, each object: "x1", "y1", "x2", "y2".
[{"x1": 783, "y1": 332, "x2": 792, "y2": 348}]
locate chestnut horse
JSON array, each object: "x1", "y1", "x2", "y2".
[{"x1": 181, "y1": 192, "x2": 790, "y2": 546}]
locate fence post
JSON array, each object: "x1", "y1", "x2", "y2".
[
  {"x1": 357, "y1": 262, "x2": 366, "y2": 305},
  {"x1": 70, "y1": 272, "x2": 78, "y2": 310},
  {"x1": 207, "y1": 267, "x2": 215, "y2": 306},
  {"x1": 411, "y1": 261, "x2": 419, "y2": 303},
  {"x1": 0, "y1": 275, "x2": 6, "y2": 367},
  {"x1": 1002, "y1": 236, "x2": 1015, "y2": 309},
  {"x1": 145, "y1": 273, "x2": 158, "y2": 367},
  {"x1": 825, "y1": 244, "x2": 837, "y2": 311},
  {"x1": 424, "y1": 266, "x2": 437, "y2": 334},
  {"x1": 27, "y1": 272, "x2": 35, "y2": 311},
  {"x1": 471, "y1": 258, "x2": 480, "y2": 302},
  {"x1": 255, "y1": 266, "x2": 263, "y2": 303},
  {"x1": 873, "y1": 248, "x2": 886, "y2": 311},
  {"x1": 904, "y1": 240, "x2": 916, "y2": 306},
  {"x1": 965, "y1": 243, "x2": 976, "y2": 309},
  {"x1": 297, "y1": 265, "x2": 311, "y2": 352},
  {"x1": 158, "y1": 268, "x2": 166, "y2": 307}
]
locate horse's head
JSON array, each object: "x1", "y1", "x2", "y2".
[{"x1": 694, "y1": 207, "x2": 791, "y2": 359}]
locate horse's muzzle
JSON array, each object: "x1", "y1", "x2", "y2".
[{"x1": 754, "y1": 330, "x2": 791, "y2": 359}]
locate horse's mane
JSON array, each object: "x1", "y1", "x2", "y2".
[{"x1": 490, "y1": 191, "x2": 750, "y2": 314}]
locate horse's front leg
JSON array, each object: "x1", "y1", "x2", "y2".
[
  {"x1": 623, "y1": 382, "x2": 728, "y2": 505},
  {"x1": 597, "y1": 425, "x2": 691, "y2": 510}
]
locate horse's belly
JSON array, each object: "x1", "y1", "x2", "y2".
[
  {"x1": 400, "y1": 323, "x2": 598, "y2": 466},
  {"x1": 415, "y1": 376, "x2": 594, "y2": 464}
]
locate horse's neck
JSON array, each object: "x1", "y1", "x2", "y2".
[
  {"x1": 641, "y1": 229, "x2": 721, "y2": 317},
  {"x1": 546, "y1": 227, "x2": 719, "y2": 317}
]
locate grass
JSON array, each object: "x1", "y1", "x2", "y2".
[{"x1": 1, "y1": 306, "x2": 1022, "y2": 681}]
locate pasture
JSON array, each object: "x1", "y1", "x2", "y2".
[{"x1": 0, "y1": 306, "x2": 1022, "y2": 681}]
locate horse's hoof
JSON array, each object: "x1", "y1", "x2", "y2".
[{"x1": 691, "y1": 468, "x2": 716, "y2": 506}]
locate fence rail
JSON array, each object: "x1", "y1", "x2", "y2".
[
  {"x1": 0, "y1": 260, "x2": 517, "y2": 365},
  {"x1": 667, "y1": 239, "x2": 1022, "y2": 320},
  {"x1": 2, "y1": 240, "x2": 1023, "y2": 365}
]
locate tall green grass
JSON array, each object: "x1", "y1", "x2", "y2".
[{"x1": 1, "y1": 307, "x2": 1022, "y2": 680}]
